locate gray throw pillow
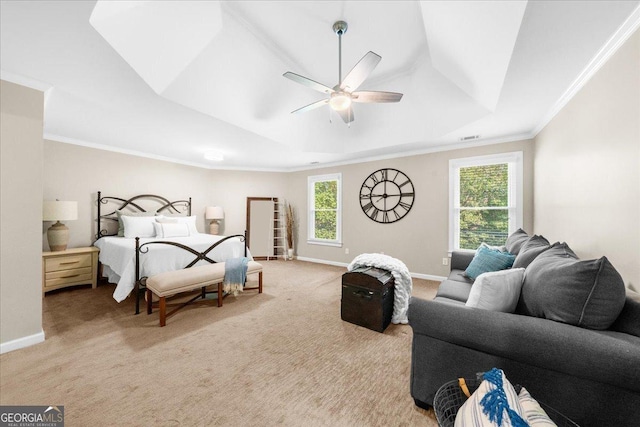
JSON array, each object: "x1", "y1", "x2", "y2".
[
  {"x1": 513, "y1": 235, "x2": 550, "y2": 269},
  {"x1": 505, "y1": 229, "x2": 529, "y2": 255},
  {"x1": 519, "y1": 242, "x2": 626, "y2": 330}
]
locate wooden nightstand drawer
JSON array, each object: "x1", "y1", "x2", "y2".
[
  {"x1": 45, "y1": 267, "x2": 93, "y2": 288},
  {"x1": 45, "y1": 253, "x2": 92, "y2": 272},
  {"x1": 42, "y1": 247, "x2": 100, "y2": 293}
]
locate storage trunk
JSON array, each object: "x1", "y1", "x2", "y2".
[{"x1": 341, "y1": 266, "x2": 395, "y2": 332}]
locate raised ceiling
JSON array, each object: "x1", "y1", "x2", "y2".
[{"x1": 1, "y1": 1, "x2": 639, "y2": 171}]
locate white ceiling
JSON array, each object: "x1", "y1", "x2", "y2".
[{"x1": 1, "y1": 1, "x2": 639, "y2": 171}]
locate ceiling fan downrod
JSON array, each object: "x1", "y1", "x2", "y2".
[{"x1": 333, "y1": 21, "x2": 348, "y2": 84}]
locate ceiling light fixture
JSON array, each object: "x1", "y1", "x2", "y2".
[
  {"x1": 329, "y1": 92, "x2": 352, "y2": 111},
  {"x1": 204, "y1": 150, "x2": 224, "y2": 161}
]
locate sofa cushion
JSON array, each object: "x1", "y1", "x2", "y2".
[
  {"x1": 519, "y1": 242, "x2": 626, "y2": 330},
  {"x1": 466, "y1": 268, "x2": 525, "y2": 313},
  {"x1": 513, "y1": 235, "x2": 551, "y2": 269},
  {"x1": 464, "y1": 244, "x2": 516, "y2": 280},
  {"x1": 435, "y1": 279, "x2": 473, "y2": 302},
  {"x1": 610, "y1": 290, "x2": 640, "y2": 337},
  {"x1": 505, "y1": 228, "x2": 529, "y2": 255}
]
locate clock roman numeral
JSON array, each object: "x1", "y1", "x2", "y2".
[
  {"x1": 383, "y1": 211, "x2": 390, "y2": 223},
  {"x1": 399, "y1": 201, "x2": 412, "y2": 211},
  {"x1": 392, "y1": 210, "x2": 401, "y2": 220},
  {"x1": 360, "y1": 193, "x2": 371, "y2": 199},
  {"x1": 369, "y1": 207, "x2": 380, "y2": 221},
  {"x1": 381, "y1": 169, "x2": 388, "y2": 181},
  {"x1": 398, "y1": 179, "x2": 411, "y2": 188},
  {"x1": 370, "y1": 174, "x2": 380, "y2": 185},
  {"x1": 400, "y1": 192, "x2": 414, "y2": 197},
  {"x1": 362, "y1": 202, "x2": 374, "y2": 213}
]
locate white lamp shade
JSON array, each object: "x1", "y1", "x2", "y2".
[
  {"x1": 205, "y1": 206, "x2": 224, "y2": 220},
  {"x1": 43, "y1": 201, "x2": 78, "y2": 221}
]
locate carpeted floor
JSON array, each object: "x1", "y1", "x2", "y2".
[{"x1": 1, "y1": 260, "x2": 440, "y2": 426}]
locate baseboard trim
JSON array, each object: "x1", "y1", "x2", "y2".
[
  {"x1": 0, "y1": 330, "x2": 45, "y2": 354},
  {"x1": 295, "y1": 256, "x2": 445, "y2": 282}
]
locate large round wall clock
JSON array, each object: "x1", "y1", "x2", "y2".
[{"x1": 359, "y1": 168, "x2": 415, "y2": 223}]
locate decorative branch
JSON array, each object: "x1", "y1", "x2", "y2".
[{"x1": 286, "y1": 203, "x2": 295, "y2": 249}]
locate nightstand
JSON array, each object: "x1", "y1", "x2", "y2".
[{"x1": 42, "y1": 247, "x2": 99, "y2": 294}]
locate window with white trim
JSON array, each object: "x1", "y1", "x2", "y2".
[
  {"x1": 308, "y1": 173, "x2": 342, "y2": 246},
  {"x1": 449, "y1": 152, "x2": 523, "y2": 251}
]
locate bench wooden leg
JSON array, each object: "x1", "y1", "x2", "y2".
[
  {"x1": 159, "y1": 296, "x2": 166, "y2": 327},
  {"x1": 258, "y1": 271, "x2": 263, "y2": 293},
  {"x1": 146, "y1": 289, "x2": 153, "y2": 314},
  {"x1": 217, "y1": 283, "x2": 223, "y2": 307}
]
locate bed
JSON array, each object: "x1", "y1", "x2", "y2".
[{"x1": 93, "y1": 192, "x2": 250, "y2": 313}]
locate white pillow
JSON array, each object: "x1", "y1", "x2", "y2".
[
  {"x1": 122, "y1": 215, "x2": 157, "y2": 238},
  {"x1": 173, "y1": 215, "x2": 198, "y2": 234},
  {"x1": 465, "y1": 268, "x2": 525, "y2": 312},
  {"x1": 518, "y1": 387, "x2": 557, "y2": 426},
  {"x1": 152, "y1": 222, "x2": 190, "y2": 238},
  {"x1": 155, "y1": 217, "x2": 178, "y2": 224}
]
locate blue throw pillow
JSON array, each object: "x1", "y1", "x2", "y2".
[{"x1": 465, "y1": 245, "x2": 516, "y2": 280}]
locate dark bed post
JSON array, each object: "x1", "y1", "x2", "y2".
[
  {"x1": 188, "y1": 197, "x2": 192, "y2": 216},
  {"x1": 244, "y1": 230, "x2": 248, "y2": 257},
  {"x1": 96, "y1": 191, "x2": 102, "y2": 240},
  {"x1": 134, "y1": 237, "x2": 140, "y2": 315}
]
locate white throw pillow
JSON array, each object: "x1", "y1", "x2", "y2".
[
  {"x1": 122, "y1": 215, "x2": 157, "y2": 238},
  {"x1": 518, "y1": 387, "x2": 557, "y2": 426},
  {"x1": 173, "y1": 215, "x2": 198, "y2": 234},
  {"x1": 465, "y1": 268, "x2": 525, "y2": 313},
  {"x1": 155, "y1": 217, "x2": 178, "y2": 224},
  {"x1": 153, "y1": 222, "x2": 190, "y2": 238}
]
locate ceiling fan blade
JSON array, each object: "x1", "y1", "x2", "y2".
[
  {"x1": 352, "y1": 91, "x2": 403, "y2": 103},
  {"x1": 283, "y1": 72, "x2": 334, "y2": 94},
  {"x1": 336, "y1": 107, "x2": 354, "y2": 124},
  {"x1": 291, "y1": 99, "x2": 329, "y2": 114},
  {"x1": 339, "y1": 51, "x2": 381, "y2": 92}
]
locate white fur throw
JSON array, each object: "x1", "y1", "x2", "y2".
[{"x1": 347, "y1": 253, "x2": 413, "y2": 324}]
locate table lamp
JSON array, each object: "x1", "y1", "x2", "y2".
[
  {"x1": 205, "y1": 206, "x2": 224, "y2": 235},
  {"x1": 43, "y1": 200, "x2": 78, "y2": 251}
]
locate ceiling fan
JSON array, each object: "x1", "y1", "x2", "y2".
[{"x1": 283, "y1": 21, "x2": 403, "y2": 125}]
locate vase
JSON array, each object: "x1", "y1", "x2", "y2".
[{"x1": 287, "y1": 248, "x2": 294, "y2": 260}]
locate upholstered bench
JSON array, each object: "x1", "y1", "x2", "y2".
[{"x1": 146, "y1": 261, "x2": 263, "y2": 326}]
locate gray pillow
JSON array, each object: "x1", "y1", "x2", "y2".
[
  {"x1": 505, "y1": 228, "x2": 529, "y2": 255},
  {"x1": 519, "y1": 242, "x2": 626, "y2": 330},
  {"x1": 609, "y1": 290, "x2": 640, "y2": 337},
  {"x1": 513, "y1": 235, "x2": 550, "y2": 269},
  {"x1": 116, "y1": 210, "x2": 156, "y2": 237}
]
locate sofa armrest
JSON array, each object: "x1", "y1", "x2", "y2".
[
  {"x1": 408, "y1": 297, "x2": 640, "y2": 392},
  {"x1": 450, "y1": 250, "x2": 475, "y2": 271}
]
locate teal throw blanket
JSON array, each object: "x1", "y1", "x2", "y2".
[{"x1": 224, "y1": 257, "x2": 249, "y2": 296}]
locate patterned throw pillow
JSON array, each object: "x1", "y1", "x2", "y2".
[
  {"x1": 518, "y1": 387, "x2": 557, "y2": 426},
  {"x1": 455, "y1": 368, "x2": 528, "y2": 427},
  {"x1": 465, "y1": 245, "x2": 516, "y2": 281}
]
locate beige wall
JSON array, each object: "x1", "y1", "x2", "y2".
[
  {"x1": 1, "y1": 80, "x2": 44, "y2": 348},
  {"x1": 286, "y1": 140, "x2": 535, "y2": 277},
  {"x1": 534, "y1": 29, "x2": 640, "y2": 290},
  {"x1": 43, "y1": 140, "x2": 288, "y2": 249}
]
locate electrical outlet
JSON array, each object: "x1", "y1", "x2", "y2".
[
  {"x1": 345, "y1": 248, "x2": 349, "y2": 254},
  {"x1": 442, "y1": 257, "x2": 449, "y2": 266}
]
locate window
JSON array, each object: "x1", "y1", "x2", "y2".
[
  {"x1": 449, "y1": 152, "x2": 523, "y2": 251},
  {"x1": 308, "y1": 173, "x2": 342, "y2": 246}
]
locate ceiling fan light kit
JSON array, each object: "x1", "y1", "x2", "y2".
[{"x1": 283, "y1": 20, "x2": 403, "y2": 124}]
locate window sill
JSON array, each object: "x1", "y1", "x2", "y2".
[{"x1": 307, "y1": 240, "x2": 343, "y2": 248}]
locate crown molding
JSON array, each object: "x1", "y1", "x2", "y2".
[{"x1": 531, "y1": 4, "x2": 640, "y2": 137}]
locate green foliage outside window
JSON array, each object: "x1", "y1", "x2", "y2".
[
  {"x1": 459, "y1": 164, "x2": 509, "y2": 249},
  {"x1": 313, "y1": 180, "x2": 338, "y2": 240}
]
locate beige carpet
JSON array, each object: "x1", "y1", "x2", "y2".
[{"x1": 1, "y1": 260, "x2": 439, "y2": 426}]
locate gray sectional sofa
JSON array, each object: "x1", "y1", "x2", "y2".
[{"x1": 408, "y1": 230, "x2": 640, "y2": 427}]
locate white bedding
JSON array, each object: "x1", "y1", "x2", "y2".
[{"x1": 94, "y1": 233, "x2": 251, "y2": 302}]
